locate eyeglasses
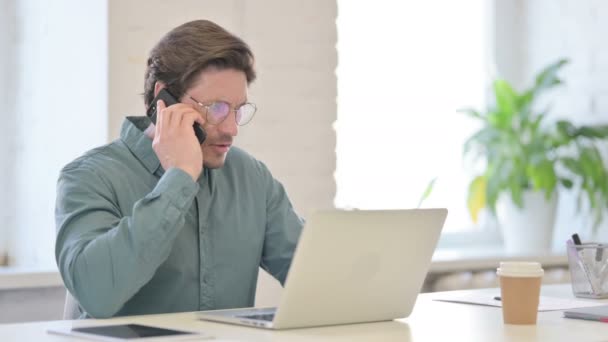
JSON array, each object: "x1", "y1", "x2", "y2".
[{"x1": 187, "y1": 95, "x2": 257, "y2": 126}]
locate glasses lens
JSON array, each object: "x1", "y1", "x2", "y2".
[
  {"x1": 236, "y1": 103, "x2": 257, "y2": 125},
  {"x1": 207, "y1": 101, "x2": 230, "y2": 124}
]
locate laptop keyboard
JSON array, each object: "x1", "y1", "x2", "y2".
[{"x1": 237, "y1": 313, "x2": 276, "y2": 321}]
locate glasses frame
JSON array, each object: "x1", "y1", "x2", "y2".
[{"x1": 186, "y1": 94, "x2": 257, "y2": 126}]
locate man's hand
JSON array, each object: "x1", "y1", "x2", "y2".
[{"x1": 152, "y1": 100, "x2": 206, "y2": 181}]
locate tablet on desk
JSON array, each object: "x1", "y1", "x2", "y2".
[{"x1": 47, "y1": 323, "x2": 210, "y2": 341}]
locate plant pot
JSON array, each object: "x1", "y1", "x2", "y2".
[{"x1": 496, "y1": 190, "x2": 558, "y2": 254}]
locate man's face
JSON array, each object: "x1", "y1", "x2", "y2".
[{"x1": 183, "y1": 68, "x2": 248, "y2": 169}]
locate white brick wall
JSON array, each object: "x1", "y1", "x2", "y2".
[
  {"x1": 522, "y1": 0, "x2": 608, "y2": 125},
  {"x1": 494, "y1": 0, "x2": 608, "y2": 125}
]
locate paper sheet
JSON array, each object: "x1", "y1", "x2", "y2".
[{"x1": 432, "y1": 293, "x2": 606, "y2": 311}]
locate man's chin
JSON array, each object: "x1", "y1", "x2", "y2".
[{"x1": 203, "y1": 158, "x2": 226, "y2": 169}]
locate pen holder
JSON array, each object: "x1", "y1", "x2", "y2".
[{"x1": 567, "y1": 242, "x2": 608, "y2": 299}]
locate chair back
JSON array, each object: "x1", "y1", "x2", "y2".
[{"x1": 63, "y1": 291, "x2": 81, "y2": 319}]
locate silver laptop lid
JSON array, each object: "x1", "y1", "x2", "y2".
[{"x1": 273, "y1": 208, "x2": 447, "y2": 329}]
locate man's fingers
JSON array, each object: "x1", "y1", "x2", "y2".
[
  {"x1": 157, "y1": 103, "x2": 205, "y2": 138},
  {"x1": 179, "y1": 110, "x2": 206, "y2": 129},
  {"x1": 157, "y1": 99, "x2": 166, "y2": 112},
  {"x1": 156, "y1": 100, "x2": 167, "y2": 134}
]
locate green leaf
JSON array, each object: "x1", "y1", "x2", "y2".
[
  {"x1": 493, "y1": 79, "x2": 519, "y2": 121},
  {"x1": 487, "y1": 110, "x2": 511, "y2": 130},
  {"x1": 458, "y1": 108, "x2": 485, "y2": 121},
  {"x1": 467, "y1": 175, "x2": 487, "y2": 223},
  {"x1": 556, "y1": 120, "x2": 576, "y2": 136},
  {"x1": 585, "y1": 183, "x2": 597, "y2": 209},
  {"x1": 548, "y1": 122, "x2": 569, "y2": 148},
  {"x1": 534, "y1": 58, "x2": 569, "y2": 93},
  {"x1": 517, "y1": 90, "x2": 534, "y2": 112},
  {"x1": 530, "y1": 113, "x2": 545, "y2": 133},
  {"x1": 463, "y1": 127, "x2": 499, "y2": 158},
  {"x1": 576, "y1": 126, "x2": 608, "y2": 139},
  {"x1": 580, "y1": 149, "x2": 599, "y2": 181},
  {"x1": 560, "y1": 178, "x2": 574, "y2": 189},
  {"x1": 417, "y1": 177, "x2": 437, "y2": 208},
  {"x1": 560, "y1": 157, "x2": 581, "y2": 174},
  {"x1": 509, "y1": 180, "x2": 524, "y2": 208},
  {"x1": 485, "y1": 163, "x2": 506, "y2": 213},
  {"x1": 527, "y1": 160, "x2": 557, "y2": 193}
]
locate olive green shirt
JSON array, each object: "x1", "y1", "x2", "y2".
[{"x1": 55, "y1": 116, "x2": 303, "y2": 318}]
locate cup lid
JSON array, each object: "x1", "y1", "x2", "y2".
[{"x1": 496, "y1": 261, "x2": 544, "y2": 277}]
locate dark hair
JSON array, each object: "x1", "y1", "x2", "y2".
[{"x1": 143, "y1": 20, "x2": 256, "y2": 107}]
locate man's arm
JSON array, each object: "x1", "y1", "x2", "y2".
[
  {"x1": 259, "y1": 165, "x2": 304, "y2": 285},
  {"x1": 55, "y1": 165, "x2": 198, "y2": 318}
]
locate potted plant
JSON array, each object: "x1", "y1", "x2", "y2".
[{"x1": 462, "y1": 58, "x2": 608, "y2": 253}]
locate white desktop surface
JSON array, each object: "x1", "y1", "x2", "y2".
[{"x1": 1, "y1": 284, "x2": 606, "y2": 341}]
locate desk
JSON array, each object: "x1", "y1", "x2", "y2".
[{"x1": 1, "y1": 284, "x2": 606, "y2": 341}]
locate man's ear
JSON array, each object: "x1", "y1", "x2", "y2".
[{"x1": 153, "y1": 81, "x2": 166, "y2": 98}]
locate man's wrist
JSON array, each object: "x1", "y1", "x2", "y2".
[
  {"x1": 151, "y1": 168, "x2": 200, "y2": 209},
  {"x1": 174, "y1": 165, "x2": 202, "y2": 181}
]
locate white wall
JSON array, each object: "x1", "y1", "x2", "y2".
[
  {"x1": 7, "y1": 0, "x2": 108, "y2": 266},
  {"x1": 492, "y1": 0, "x2": 526, "y2": 89},
  {"x1": 522, "y1": 0, "x2": 608, "y2": 124},
  {"x1": 0, "y1": 0, "x2": 18, "y2": 264}
]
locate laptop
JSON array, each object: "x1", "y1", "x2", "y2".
[{"x1": 197, "y1": 208, "x2": 447, "y2": 330}]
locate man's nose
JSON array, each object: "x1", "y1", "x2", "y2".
[{"x1": 218, "y1": 111, "x2": 239, "y2": 137}]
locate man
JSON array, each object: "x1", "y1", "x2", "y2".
[{"x1": 55, "y1": 20, "x2": 303, "y2": 319}]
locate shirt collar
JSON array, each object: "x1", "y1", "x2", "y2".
[{"x1": 120, "y1": 116, "x2": 161, "y2": 174}]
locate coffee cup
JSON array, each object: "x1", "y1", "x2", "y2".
[{"x1": 496, "y1": 262, "x2": 544, "y2": 324}]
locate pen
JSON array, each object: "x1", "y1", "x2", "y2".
[
  {"x1": 564, "y1": 316, "x2": 608, "y2": 323},
  {"x1": 572, "y1": 233, "x2": 582, "y2": 245},
  {"x1": 572, "y1": 233, "x2": 602, "y2": 261},
  {"x1": 572, "y1": 234, "x2": 588, "y2": 259}
]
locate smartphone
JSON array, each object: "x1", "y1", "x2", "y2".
[
  {"x1": 47, "y1": 323, "x2": 210, "y2": 341},
  {"x1": 147, "y1": 88, "x2": 207, "y2": 144}
]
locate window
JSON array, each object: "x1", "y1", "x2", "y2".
[
  {"x1": 335, "y1": 1, "x2": 489, "y2": 232},
  {"x1": 1, "y1": 1, "x2": 108, "y2": 267}
]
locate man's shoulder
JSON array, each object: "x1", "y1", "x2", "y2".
[
  {"x1": 226, "y1": 146, "x2": 254, "y2": 163},
  {"x1": 61, "y1": 140, "x2": 131, "y2": 176},
  {"x1": 224, "y1": 146, "x2": 271, "y2": 177}
]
